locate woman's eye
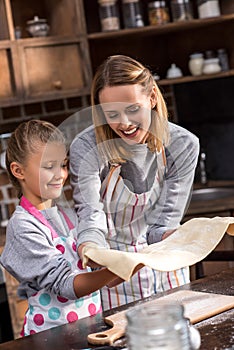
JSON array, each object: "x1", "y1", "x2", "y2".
[
  {"x1": 127, "y1": 105, "x2": 140, "y2": 113},
  {"x1": 106, "y1": 111, "x2": 119, "y2": 119}
]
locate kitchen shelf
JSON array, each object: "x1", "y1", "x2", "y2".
[
  {"x1": 158, "y1": 69, "x2": 234, "y2": 86},
  {"x1": 88, "y1": 14, "x2": 234, "y2": 40}
]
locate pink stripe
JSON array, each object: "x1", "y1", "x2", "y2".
[
  {"x1": 167, "y1": 271, "x2": 173, "y2": 289},
  {"x1": 133, "y1": 245, "x2": 144, "y2": 299},
  {"x1": 20, "y1": 196, "x2": 58, "y2": 239}
]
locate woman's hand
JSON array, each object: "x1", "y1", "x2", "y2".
[{"x1": 162, "y1": 229, "x2": 176, "y2": 240}]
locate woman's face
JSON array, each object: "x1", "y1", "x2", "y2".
[{"x1": 99, "y1": 84, "x2": 156, "y2": 145}]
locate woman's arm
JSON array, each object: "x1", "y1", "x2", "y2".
[
  {"x1": 146, "y1": 123, "x2": 200, "y2": 244},
  {"x1": 69, "y1": 127, "x2": 109, "y2": 249}
]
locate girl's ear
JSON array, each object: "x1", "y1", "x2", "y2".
[
  {"x1": 10, "y1": 162, "x2": 25, "y2": 180},
  {"x1": 150, "y1": 85, "x2": 157, "y2": 109}
]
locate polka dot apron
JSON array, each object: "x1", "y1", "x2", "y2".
[
  {"x1": 100, "y1": 149, "x2": 189, "y2": 311},
  {"x1": 20, "y1": 196, "x2": 101, "y2": 335}
]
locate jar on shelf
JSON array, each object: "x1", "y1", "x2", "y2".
[
  {"x1": 98, "y1": 0, "x2": 120, "y2": 32},
  {"x1": 148, "y1": 1, "x2": 170, "y2": 26},
  {"x1": 170, "y1": 0, "x2": 194, "y2": 22},
  {"x1": 197, "y1": 0, "x2": 221, "y2": 19},
  {"x1": 202, "y1": 58, "x2": 221, "y2": 74},
  {"x1": 217, "y1": 48, "x2": 230, "y2": 71},
  {"x1": 121, "y1": 0, "x2": 144, "y2": 28},
  {"x1": 126, "y1": 302, "x2": 199, "y2": 349},
  {"x1": 188, "y1": 52, "x2": 204, "y2": 76}
]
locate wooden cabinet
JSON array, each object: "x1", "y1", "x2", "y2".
[
  {"x1": 0, "y1": 0, "x2": 234, "y2": 131},
  {"x1": 83, "y1": 0, "x2": 234, "y2": 85},
  {"x1": 0, "y1": 0, "x2": 91, "y2": 108}
]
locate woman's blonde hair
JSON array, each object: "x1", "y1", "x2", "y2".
[
  {"x1": 6, "y1": 119, "x2": 66, "y2": 198},
  {"x1": 91, "y1": 55, "x2": 169, "y2": 163}
]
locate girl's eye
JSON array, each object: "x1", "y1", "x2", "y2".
[
  {"x1": 43, "y1": 165, "x2": 53, "y2": 170},
  {"x1": 62, "y1": 159, "x2": 68, "y2": 168}
]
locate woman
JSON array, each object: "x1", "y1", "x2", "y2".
[{"x1": 69, "y1": 55, "x2": 200, "y2": 310}]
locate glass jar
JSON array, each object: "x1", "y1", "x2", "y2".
[
  {"x1": 148, "y1": 1, "x2": 170, "y2": 25},
  {"x1": 188, "y1": 52, "x2": 204, "y2": 76},
  {"x1": 98, "y1": 0, "x2": 120, "y2": 32},
  {"x1": 170, "y1": 0, "x2": 194, "y2": 22},
  {"x1": 121, "y1": 0, "x2": 144, "y2": 28},
  {"x1": 217, "y1": 48, "x2": 230, "y2": 71},
  {"x1": 126, "y1": 302, "x2": 192, "y2": 349},
  {"x1": 197, "y1": 0, "x2": 221, "y2": 19},
  {"x1": 202, "y1": 58, "x2": 221, "y2": 74}
]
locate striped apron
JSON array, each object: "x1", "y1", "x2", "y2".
[{"x1": 100, "y1": 149, "x2": 189, "y2": 311}]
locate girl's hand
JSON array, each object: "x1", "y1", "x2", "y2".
[{"x1": 78, "y1": 242, "x2": 104, "y2": 268}]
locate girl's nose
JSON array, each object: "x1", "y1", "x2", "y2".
[{"x1": 54, "y1": 167, "x2": 65, "y2": 179}]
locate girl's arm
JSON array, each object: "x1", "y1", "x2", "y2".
[
  {"x1": 73, "y1": 268, "x2": 119, "y2": 298},
  {"x1": 74, "y1": 264, "x2": 145, "y2": 297}
]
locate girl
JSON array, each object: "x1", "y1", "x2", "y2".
[
  {"x1": 69, "y1": 55, "x2": 200, "y2": 310},
  {"x1": 0, "y1": 120, "x2": 126, "y2": 335}
]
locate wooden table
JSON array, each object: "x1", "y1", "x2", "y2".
[{"x1": 0, "y1": 268, "x2": 233, "y2": 350}]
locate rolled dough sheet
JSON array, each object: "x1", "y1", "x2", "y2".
[{"x1": 83, "y1": 216, "x2": 234, "y2": 281}]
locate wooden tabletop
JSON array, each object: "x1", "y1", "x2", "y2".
[{"x1": 0, "y1": 268, "x2": 233, "y2": 350}]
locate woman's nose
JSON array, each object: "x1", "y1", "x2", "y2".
[{"x1": 119, "y1": 113, "x2": 130, "y2": 128}]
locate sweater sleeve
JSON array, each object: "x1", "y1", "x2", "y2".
[
  {"x1": 69, "y1": 127, "x2": 109, "y2": 248},
  {"x1": 0, "y1": 211, "x2": 78, "y2": 300},
  {"x1": 146, "y1": 123, "x2": 200, "y2": 244}
]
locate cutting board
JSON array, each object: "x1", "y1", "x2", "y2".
[{"x1": 87, "y1": 290, "x2": 234, "y2": 345}]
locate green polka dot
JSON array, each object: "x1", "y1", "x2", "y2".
[
  {"x1": 92, "y1": 291, "x2": 99, "y2": 303},
  {"x1": 29, "y1": 304, "x2": 34, "y2": 315},
  {"x1": 48, "y1": 307, "x2": 61, "y2": 320},
  {"x1": 61, "y1": 237, "x2": 66, "y2": 242},
  {"x1": 39, "y1": 293, "x2": 51, "y2": 306},
  {"x1": 75, "y1": 298, "x2": 84, "y2": 308}
]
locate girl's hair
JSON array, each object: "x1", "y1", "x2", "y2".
[
  {"x1": 91, "y1": 55, "x2": 169, "y2": 163},
  {"x1": 6, "y1": 119, "x2": 66, "y2": 197}
]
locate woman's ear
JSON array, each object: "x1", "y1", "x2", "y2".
[
  {"x1": 10, "y1": 162, "x2": 25, "y2": 180},
  {"x1": 150, "y1": 85, "x2": 157, "y2": 109}
]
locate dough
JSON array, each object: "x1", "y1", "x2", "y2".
[{"x1": 83, "y1": 216, "x2": 234, "y2": 281}]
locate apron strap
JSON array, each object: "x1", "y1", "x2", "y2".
[{"x1": 20, "y1": 196, "x2": 74, "y2": 239}]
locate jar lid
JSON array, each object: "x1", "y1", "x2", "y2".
[
  {"x1": 122, "y1": 0, "x2": 139, "y2": 3},
  {"x1": 189, "y1": 52, "x2": 204, "y2": 59},
  {"x1": 148, "y1": 1, "x2": 166, "y2": 8},
  {"x1": 27, "y1": 16, "x2": 47, "y2": 25},
  {"x1": 204, "y1": 58, "x2": 219, "y2": 63}
]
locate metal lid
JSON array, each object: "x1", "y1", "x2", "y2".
[
  {"x1": 148, "y1": 1, "x2": 166, "y2": 9},
  {"x1": 27, "y1": 16, "x2": 47, "y2": 25}
]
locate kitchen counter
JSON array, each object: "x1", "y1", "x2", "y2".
[
  {"x1": 186, "y1": 180, "x2": 234, "y2": 217},
  {"x1": 0, "y1": 268, "x2": 233, "y2": 350}
]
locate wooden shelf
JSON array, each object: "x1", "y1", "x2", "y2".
[
  {"x1": 88, "y1": 14, "x2": 234, "y2": 40},
  {"x1": 158, "y1": 69, "x2": 234, "y2": 86}
]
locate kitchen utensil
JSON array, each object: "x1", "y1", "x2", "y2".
[
  {"x1": 87, "y1": 290, "x2": 234, "y2": 345},
  {"x1": 26, "y1": 16, "x2": 50, "y2": 37}
]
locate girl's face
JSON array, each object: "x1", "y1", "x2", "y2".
[
  {"x1": 17, "y1": 142, "x2": 68, "y2": 209},
  {"x1": 99, "y1": 84, "x2": 156, "y2": 145}
]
